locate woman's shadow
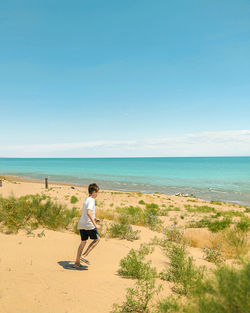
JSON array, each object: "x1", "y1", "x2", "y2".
[{"x1": 58, "y1": 261, "x2": 88, "y2": 271}]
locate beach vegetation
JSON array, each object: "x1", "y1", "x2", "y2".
[
  {"x1": 139, "y1": 200, "x2": 146, "y2": 205},
  {"x1": 163, "y1": 225, "x2": 184, "y2": 243},
  {"x1": 160, "y1": 243, "x2": 205, "y2": 295},
  {"x1": 185, "y1": 261, "x2": 250, "y2": 313},
  {"x1": 187, "y1": 217, "x2": 211, "y2": 228},
  {"x1": 210, "y1": 200, "x2": 225, "y2": 205},
  {"x1": 157, "y1": 260, "x2": 250, "y2": 313},
  {"x1": 158, "y1": 208, "x2": 169, "y2": 216},
  {"x1": 245, "y1": 207, "x2": 250, "y2": 213},
  {"x1": 211, "y1": 210, "x2": 245, "y2": 218},
  {"x1": 106, "y1": 222, "x2": 140, "y2": 241},
  {"x1": 236, "y1": 217, "x2": 250, "y2": 232},
  {"x1": 111, "y1": 277, "x2": 161, "y2": 313},
  {"x1": 157, "y1": 295, "x2": 182, "y2": 313},
  {"x1": 116, "y1": 205, "x2": 163, "y2": 231},
  {"x1": 95, "y1": 208, "x2": 116, "y2": 221},
  {"x1": 166, "y1": 205, "x2": 181, "y2": 211},
  {"x1": 118, "y1": 244, "x2": 157, "y2": 280},
  {"x1": 0, "y1": 194, "x2": 80, "y2": 233},
  {"x1": 202, "y1": 246, "x2": 224, "y2": 263},
  {"x1": 207, "y1": 217, "x2": 232, "y2": 232},
  {"x1": 188, "y1": 217, "x2": 232, "y2": 232},
  {"x1": 145, "y1": 202, "x2": 159, "y2": 209},
  {"x1": 220, "y1": 226, "x2": 249, "y2": 258},
  {"x1": 185, "y1": 205, "x2": 216, "y2": 213},
  {"x1": 70, "y1": 195, "x2": 78, "y2": 204},
  {"x1": 116, "y1": 206, "x2": 145, "y2": 225}
]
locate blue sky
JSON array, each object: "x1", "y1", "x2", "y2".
[{"x1": 0, "y1": 0, "x2": 250, "y2": 157}]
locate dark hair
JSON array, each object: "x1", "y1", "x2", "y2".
[{"x1": 88, "y1": 183, "x2": 100, "y2": 195}]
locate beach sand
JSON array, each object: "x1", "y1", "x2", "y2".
[{"x1": 0, "y1": 175, "x2": 248, "y2": 313}]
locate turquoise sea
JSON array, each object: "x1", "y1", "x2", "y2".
[{"x1": 0, "y1": 157, "x2": 250, "y2": 205}]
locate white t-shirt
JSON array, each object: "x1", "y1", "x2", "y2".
[{"x1": 77, "y1": 196, "x2": 96, "y2": 230}]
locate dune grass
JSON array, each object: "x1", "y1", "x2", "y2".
[
  {"x1": 111, "y1": 277, "x2": 161, "y2": 313},
  {"x1": 118, "y1": 243, "x2": 157, "y2": 280},
  {"x1": 160, "y1": 243, "x2": 205, "y2": 296},
  {"x1": 116, "y1": 205, "x2": 163, "y2": 231},
  {"x1": 105, "y1": 222, "x2": 140, "y2": 241},
  {"x1": 0, "y1": 194, "x2": 80, "y2": 233},
  {"x1": 184, "y1": 204, "x2": 216, "y2": 213},
  {"x1": 188, "y1": 216, "x2": 232, "y2": 232},
  {"x1": 157, "y1": 260, "x2": 250, "y2": 313},
  {"x1": 185, "y1": 261, "x2": 250, "y2": 313},
  {"x1": 70, "y1": 195, "x2": 78, "y2": 204}
]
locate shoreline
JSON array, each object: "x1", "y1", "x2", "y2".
[
  {"x1": 0, "y1": 172, "x2": 249, "y2": 313},
  {"x1": 1, "y1": 173, "x2": 249, "y2": 207}
]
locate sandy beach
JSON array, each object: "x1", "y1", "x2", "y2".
[{"x1": 0, "y1": 175, "x2": 249, "y2": 313}]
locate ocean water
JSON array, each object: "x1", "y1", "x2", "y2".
[{"x1": 0, "y1": 157, "x2": 250, "y2": 205}]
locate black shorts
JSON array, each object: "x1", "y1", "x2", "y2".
[{"x1": 80, "y1": 228, "x2": 100, "y2": 241}]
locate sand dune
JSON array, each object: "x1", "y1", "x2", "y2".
[{"x1": 0, "y1": 175, "x2": 248, "y2": 313}]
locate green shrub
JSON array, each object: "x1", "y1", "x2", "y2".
[
  {"x1": 186, "y1": 261, "x2": 250, "y2": 313},
  {"x1": 148, "y1": 226, "x2": 184, "y2": 249},
  {"x1": 139, "y1": 200, "x2": 146, "y2": 205},
  {"x1": 188, "y1": 217, "x2": 211, "y2": 228},
  {"x1": 167, "y1": 205, "x2": 180, "y2": 211},
  {"x1": 157, "y1": 295, "x2": 181, "y2": 313},
  {"x1": 116, "y1": 206, "x2": 145, "y2": 225},
  {"x1": 202, "y1": 245, "x2": 224, "y2": 263},
  {"x1": 118, "y1": 244, "x2": 157, "y2": 280},
  {"x1": 236, "y1": 217, "x2": 250, "y2": 232},
  {"x1": 163, "y1": 225, "x2": 184, "y2": 243},
  {"x1": 245, "y1": 207, "x2": 250, "y2": 213},
  {"x1": 158, "y1": 261, "x2": 250, "y2": 313},
  {"x1": 0, "y1": 194, "x2": 80, "y2": 233},
  {"x1": 145, "y1": 203, "x2": 159, "y2": 209},
  {"x1": 116, "y1": 205, "x2": 162, "y2": 231},
  {"x1": 208, "y1": 218, "x2": 231, "y2": 232},
  {"x1": 70, "y1": 195, "x2": 78, "y2": 204},
  {"x1": 189, "y1": 217, "x2": 232, "y2": 232},
  {"x1": 144, "y1": 206, "x2": 162, "y2": 231},
  {"x1": 160, "y1": 244, "x2": 205, "y2": 295},
  {"x1": 185, "y1": 205, "x2": 216, "y2": 213},
  {"x1": 111, "y1": 277, "x2": 161, "y2": 313},
  {"x1": 210, "y1": 200, "x2": 224, "y2": 205},
  {"x1": 158, "y1": 209, "x2": 169, "y2": 216},
  {"x1": 222, "y1": 227, "x2": 249, "y2": 257},
  {"x1": 212, "y1": 211, "x2": 245, "y2": 218},
  {"x1": 106, "y1": 222, "x2": 140, "y2": 241}
]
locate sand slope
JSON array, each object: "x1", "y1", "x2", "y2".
[{"x1": 0, "y1": 175, "x2": 248, "y2": 313}]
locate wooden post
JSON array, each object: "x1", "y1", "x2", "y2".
[
  {"x1": 45, "y1": 178, "x2": 48, "y2": 189},
  {"x1": 0, "y1": 180, "x2": 2, "y2": 187}
]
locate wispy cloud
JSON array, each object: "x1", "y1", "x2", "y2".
[{"x1": 0, "y1": 130, "x2": 250, "y2": 157}]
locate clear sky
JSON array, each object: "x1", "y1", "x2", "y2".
[{"x1": 0, "y1": 0, "x2": 250, "y2": 157}]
